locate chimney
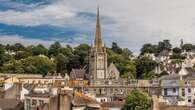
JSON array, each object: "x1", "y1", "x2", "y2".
[{"x1": 57, "y1": 87, "x2": 73, "y2": 110}]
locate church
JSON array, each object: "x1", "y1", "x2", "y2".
[{"x1": 70, "y1": 8, "x2": 120, "y2": 82}]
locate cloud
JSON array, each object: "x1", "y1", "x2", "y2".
[
  {"x1": 0, "y1": 0, "x2": 45, "y2": 11},
  {"x1": 1, "y1": 0, "x2": 195, "y2": 54},
  {"x1": 0, "y1": 2, "x2": 75, "y2": 26},
  {"x1": 0, "y1": 35, "x2": 82, "y2": 47},
  {"x1": 0, "y1": 35, "x2": 53, "y2": 47}
]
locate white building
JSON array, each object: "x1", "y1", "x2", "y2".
[{"x1": 161, "y1": 80, "x2": 195, "y2": 106}]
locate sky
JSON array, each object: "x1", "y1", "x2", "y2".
[{"x1": 0, "y1": 0, "x2": 195, "y2": 54}]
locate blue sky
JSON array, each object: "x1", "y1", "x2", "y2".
[{"x1": 1, "y1": 0, "x2": 195, "y2": 54}]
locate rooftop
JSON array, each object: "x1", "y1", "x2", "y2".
[{"x1": 0, "y1": 99, "x2": 23, "y2": 110}]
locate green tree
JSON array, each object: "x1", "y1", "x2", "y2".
[
  {"x1": 157, "y1": 40, "x2": 172, "y2": 52},
  {"x1": 0, "y1": 46, "x2": 5, "y2": 54},
  {"x1": 14, "y1": 43, "x2": 25, "y2": 51},
  {"x1": 1, "y1": 59, "x2": 24, "y2": 73},
  {"x1": 182, "y1": 43, "x2": 193, "y2": 52},
  {"x1": 0, "y1": 46, "x2": 6, "y2": 66},
  {"x1": 32, "y1": 44, "x2": 48, "y2": 56},
  {"x1": 23, "y1": 56, "x2": 55, "y2": 75},
  {"x1": 0, "y1": 54, "x2": 12, "y2": 66},
  {"x1": 56, "y1": 53, "x2": 68, "y2": 74},
  {"x1": 172, "y1": 47, "x2": 182, "y2": 54},
  {"x1": 1, "y1": 56, "x2": 55, "y2": 75},
  {"x1": 122, "y1": 48, "x2": 133, "y2": 58},
  {"x1": 107, "y1": 49, "x2": 136, "y2": 78},
  {"x1": 111, "y1": 42, "x2": 123, "y2": 54},
  {"x1": 122, "y1": 90, "x2": 152, "y2": 110},
  {"x1": 170, "y1": 54, "x2": 186, "y2": 60},
  {"x1": 74, "y1": 44, "x2": 90, "y2": 67},
  {"x1": 14, "y1": 51, "x2": 31, "y2": 60},
  {"x1": 60, "y1": 46, "x2": 73, "y2": 57},
  {"x1": 136, "y1": 56, "x2": 158, "y2": 79},
  {"x1": 66, "y1": 55, "x2": 81, "y2": 72},
  {"x1": 140, "y1": 44, "x2": 157, "y2": 55},
  {"x1": 48, "y1": 41, "x2": 62, "y2": 56}
]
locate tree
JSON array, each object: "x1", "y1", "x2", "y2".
[
  {"x1": 0, "y1": 54, "x2": 12, "y2": 66},
  {"x1": 140, "y1": 43, "x2": 157, "y2": 55},
  {"x1": 66, "y1": 55, "x2": 81, "y2": 72},
  {"x1": 32, "y1": 44, "x2": 48, "y2": 56},
  {"x1": 74, "y1": 44, "x2": 90, "y2": 67},
  {"x1": 0, "y1": 46, "x2": 5, "y2": 54},
  {"x1": 171, "y1": 47, "x2": 184, "y2": 60},
  {"x1": 1, "y1": 59, "x2": 24, "y2": 73},
  {"x1": 14, "y1": 51, "x2": 31, "y2": 60},
  {"x1": 136, "y1": 56, "x2": 158, "y2": 79},
  {"x1": 111, "y1": 42, "x2": 123, "y2": 54},
  {"x1": 1, "y1": 56, "x2": 55, "y2": 75},
  {"x1": 170, "y1": 54, "x2": 186, "y2": 60},
  {"x1": 56, "y1": 53, "x2": 68, "y2": 74},
  {"x1": 48, "y1": 41, "x2": 62, "y2": 56},
  {"x1": 172, "y1": 47, "x2": 182, "y2": 54},
  {"x1": 60, "y1": 46, "x2": 73, "y2": 57},
  {"x1": 107, "y1": 48, "x2": 136, "y2": 78},
  {"x1": 23, "y1": 56, "x2": 55, "y2": 75},
  {"x1": 122, "y1": 89, "x2": 152, "y2": 110},
  {"x1": 122, "y1": 48, "x2": 133, "y2": 58},
  {"x1": 157, "y1": 40, "x2": 172, "y2": 52},
  {"x1": 14, "y1": 43, "x2": 25, "y2": 51},
  {"x1": 182, "y1": 43, "x2": 193, "y2": 52},
  {"x1": 0, "y1": 46, "x2": 5, "y2": 65}
]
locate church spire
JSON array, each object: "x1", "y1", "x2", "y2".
[{"x1": 95, "y1": 7, "x2": 103, "y2": 51}]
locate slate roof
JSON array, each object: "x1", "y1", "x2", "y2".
[
  {"x1": 23, "y1": 84, "x2": 35, "y2": 92},
  {"x1": 70, "y1": 69, "x2": 86, "y2": 80},
  {"x1": 159, "y1": 67, "x2": 195, "y2": 80},
  {"x1": 159, "y1": 74, "x2": 180, "y2": 80},
  {"x1": 25, "y1": 91, "x2": 50, "y2": 98}
]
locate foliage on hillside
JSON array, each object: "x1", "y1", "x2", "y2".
[
  {"x1": 0, "y1": 39, "x2": 193, "y2": 79},
  {"x1": 122, "y1": 89, "x2": 152, "y2": 110},
  {"x1": 0, "y1": 42, "x2": 136, "y2": 78}
]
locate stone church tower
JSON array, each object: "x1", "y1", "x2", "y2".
[{"x1": 89, "y1": 8, "x2": 108, "y2": 80}]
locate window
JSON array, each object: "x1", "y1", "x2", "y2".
[
  {"x1": 101, "y1": 99, "x2": 105, "y2": 102},
  {"x1": 182, "y1": 88, "x2": 185, "y2": 96},
  {"x1": 188, "y1": 99, "x2": 192, "y2": 103},
  {"x1": 164, "y1": 88, "x2": 168, "y2": 96},
  {"x1": 173, "y1": 88, "x2": 176, "y2": 93},
  {"x1": 39, "y1": 100, "x2": 44, "y2": 106},
  {"x1": 188, "y1": 88, "x2": 191, "y2": 93},
  {"x1": 32, "y1": 99, "x2": 37, "y2": 106}
]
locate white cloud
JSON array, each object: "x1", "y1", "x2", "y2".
[
  {"x1": 0, "y1": 35, "x2": 79, "y2": 47},
  {"x1": 0, "y1": 2, "x2": 75, "y2": 26},
  {"x1": 0, "y1": 35, "x2": 53, "y2": 47},
  {"x1": 1, "y1": 0, "x2": 195, "y2": 53}
]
